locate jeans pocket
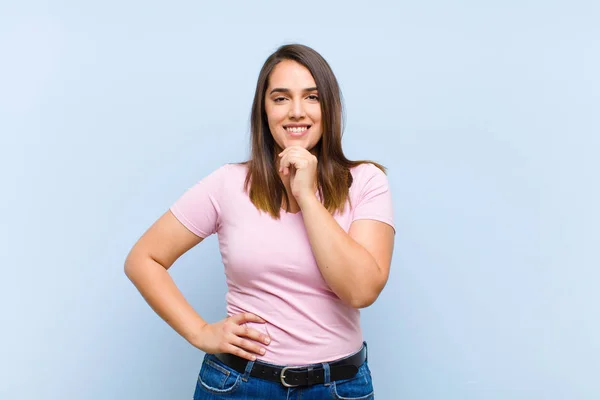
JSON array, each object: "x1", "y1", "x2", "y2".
[
  {"x1": 194, "y1": 354, "x2": 241, "y2": 397},
  {"x1": 330, "y1": 363, "x2": 374, "y2": 400}
]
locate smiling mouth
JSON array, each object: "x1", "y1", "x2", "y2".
[{"x1": 285, "y1": 125, "x2": 311, "y2": 135}]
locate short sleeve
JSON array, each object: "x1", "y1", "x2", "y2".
[
  {"x1": 169, "y1": 164, "x2": 229, "y2": 238},
  {"x1": 351, "y1": 164, "x2": 395, "y2": 232}
]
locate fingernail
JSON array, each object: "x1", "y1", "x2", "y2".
[
  {"x1": 251, "y1": 355, "x2": 257, "y2": 360},
  {"x1": 265, "y1": 337, "x2": 270, "y2": 344},
  {"x1": 260, "y1": 348, "x2": 266, "y2": 355}
]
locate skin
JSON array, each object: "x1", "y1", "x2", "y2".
[
  {"x1": 124, "y1": 214, "x2": 270, "y2": 362},
  {"x1": 124, "y1": 60, "x2": 394, "y2": 362},
  {"x1": 265, "y1": 59, "x2": 323, "y2": 212},
  {"x1": 270, "y1": 61, "x2": 395, "y2": 310}
]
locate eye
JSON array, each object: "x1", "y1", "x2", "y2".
[
  {"x1": 307, "y1": 94, "x2": 319, "y2": 101},
  {"x1": 273, "y1": 97, "x2": 287, "y2": 103}
]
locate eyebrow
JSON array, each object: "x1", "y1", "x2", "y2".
[{"x1": 269, "y1": 87, "x2": 318, "y2": 95}]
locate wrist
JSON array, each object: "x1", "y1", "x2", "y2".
[
  {"x1": 186, "y1": 320, "x2": 209, "y2": 348},
  {"x1": 297, "y1": 192, "x2": 319, "y2": 209}
]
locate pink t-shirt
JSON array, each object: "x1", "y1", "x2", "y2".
[{"x1": 170, "y1": 162, "x2": 394, "y2": 365}]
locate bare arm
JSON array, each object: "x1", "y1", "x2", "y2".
[
  {"x1": 278, "y1": 147, "x2": 395, "y2": 309},
  {"x1": 298, "y1": 195, "x2": 395, "y2": 309},
  {"x1": 124, "y1": 210, "x2": 207, "y2": 344},
  {"x1": 124, "y1": 210, "x2": 270, "y2": 360}
]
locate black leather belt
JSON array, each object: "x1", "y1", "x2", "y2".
[{"x1": 214, "y1": 345, "x2": 367, "y2": 387}]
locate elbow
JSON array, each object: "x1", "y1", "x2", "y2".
[
  {"x1": 348, "y1": 298, "x2": 374, "y2": 309},
  {"x1": 347, "y1": 290, "x2": 380, "y2": 309},
  {"x1": 124, "y1": 258, "x2": 136, "y2": 280},
  {"x1": 124, "y1": 251, "x2": 143, "y2": 279},
  {"x1": 345, "y1": 277, "x2": 387, "y2": 309},
  {"x1": 124, "y1": 252, "x2": 168, "y2": 281},
  {"x1": 124, "y1": 251, "x2": 136, "y2": 276}
]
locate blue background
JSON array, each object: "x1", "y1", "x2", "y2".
[{"x1": 1, "y1": 1, "x2": 598, "y2": 399}]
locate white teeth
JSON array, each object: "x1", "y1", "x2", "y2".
[{"x1": 286, "y1": 126, "x2": 308, "y2": 133}]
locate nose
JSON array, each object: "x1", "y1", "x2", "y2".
[{"x1": 288, "y1": 99, "x2": 306, "y2": 119}]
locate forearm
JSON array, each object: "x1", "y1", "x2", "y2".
[
  {"x1": 299, "y1": 195, "x2": 384, "y2": 308},
  {"x1": 124, "y1": 256, "x2": 207, "y2": 345}
]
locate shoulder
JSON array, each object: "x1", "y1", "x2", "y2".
[
  {"x1": 350, "y1": 162, "x2": 385, "y2": 178},
  {"x1": 220, "y1": 162, "x2": 248, "y2": 177},
  {"x1": 349, "y1": 163, "x2": 388, "y2": 189},
  {"x1": 203, "y1": 162, "x2": 248, "y2": 182},
  {"x1": 181, "y1": 163, "x2": 247, "y2": 196},
  {"x1": 347, "y1": 162, "x2": 394, "y2": 227}
]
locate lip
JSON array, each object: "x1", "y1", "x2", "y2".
[
  {"x1": 283, "y1": 124, "x2": 311, "y2": 128},
  {"x1": 284, "y1": 125, "x2": 310, "y2": 137}
]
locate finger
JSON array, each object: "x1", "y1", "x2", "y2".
[
  {"x1": 282, "y1": 154, "x2": 309, "y2": 175},
  {"x1": 279, "y1": 155, "x2": 292, "y2": 175},
  {"x1": 286, "y1": 162, "x2": 298, "y2": 176},
  {"x1": 235, "y1": 324, "x2": 271, "y2": 345},
  {"x1": 280, "y1": 155, "x2": 297, "y2": 171},
  {"x1": 231, "y1": 312, "x2": 266, "y2": 324},
  {"x1": 283, "y1": 157, "x2": 306, "y2": 174},
  {"x1": 224, "y1": 342, "x2": 263, "y2": 361},
  {"x1": 278, "y1": 147, "x2": 296, "y2": 157},
  {"x1": 230, "y1": 333, "x2": 267, "y2": 357}
]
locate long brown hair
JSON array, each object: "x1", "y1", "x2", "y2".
[{"x1": 244, "y1": 44, "x2": 385, "y2": 218}]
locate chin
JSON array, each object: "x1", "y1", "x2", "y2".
[
  {"x1": 284, "y1": 142, "x2": 311, "y2": 150},
  {"x1": 286, "y1": 137, "x2": 320, "y2": 148}
]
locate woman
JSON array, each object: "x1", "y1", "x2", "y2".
[{"x1": 125, "y1": 44, "x2": 395, "y2": 399}]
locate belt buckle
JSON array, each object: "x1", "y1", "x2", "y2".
[{"x1": 280, "y1": 366, "x2": 302, "y2": 388}]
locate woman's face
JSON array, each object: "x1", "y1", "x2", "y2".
[{"x1": 265, "y1": 60, "x2": 323, "y2": 151}]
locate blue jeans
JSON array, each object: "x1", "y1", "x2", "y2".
[{"x1": 193, "y1": 344, "x2": 374, "y2": 399}]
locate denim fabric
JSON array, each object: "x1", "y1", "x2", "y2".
[{"x1": 193, "y1": 344, "x2": 374, "y2": 399}]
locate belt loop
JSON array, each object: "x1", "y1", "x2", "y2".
[
  {"x1": 321, "y1": 362, "x2": 331, "y2": 386},
  {"x1": 242, "y1": 359, "x2": 255, "y2": 382},
  {"x1": 363, "y1": 341, "x2": 368, "y2": 362}
]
